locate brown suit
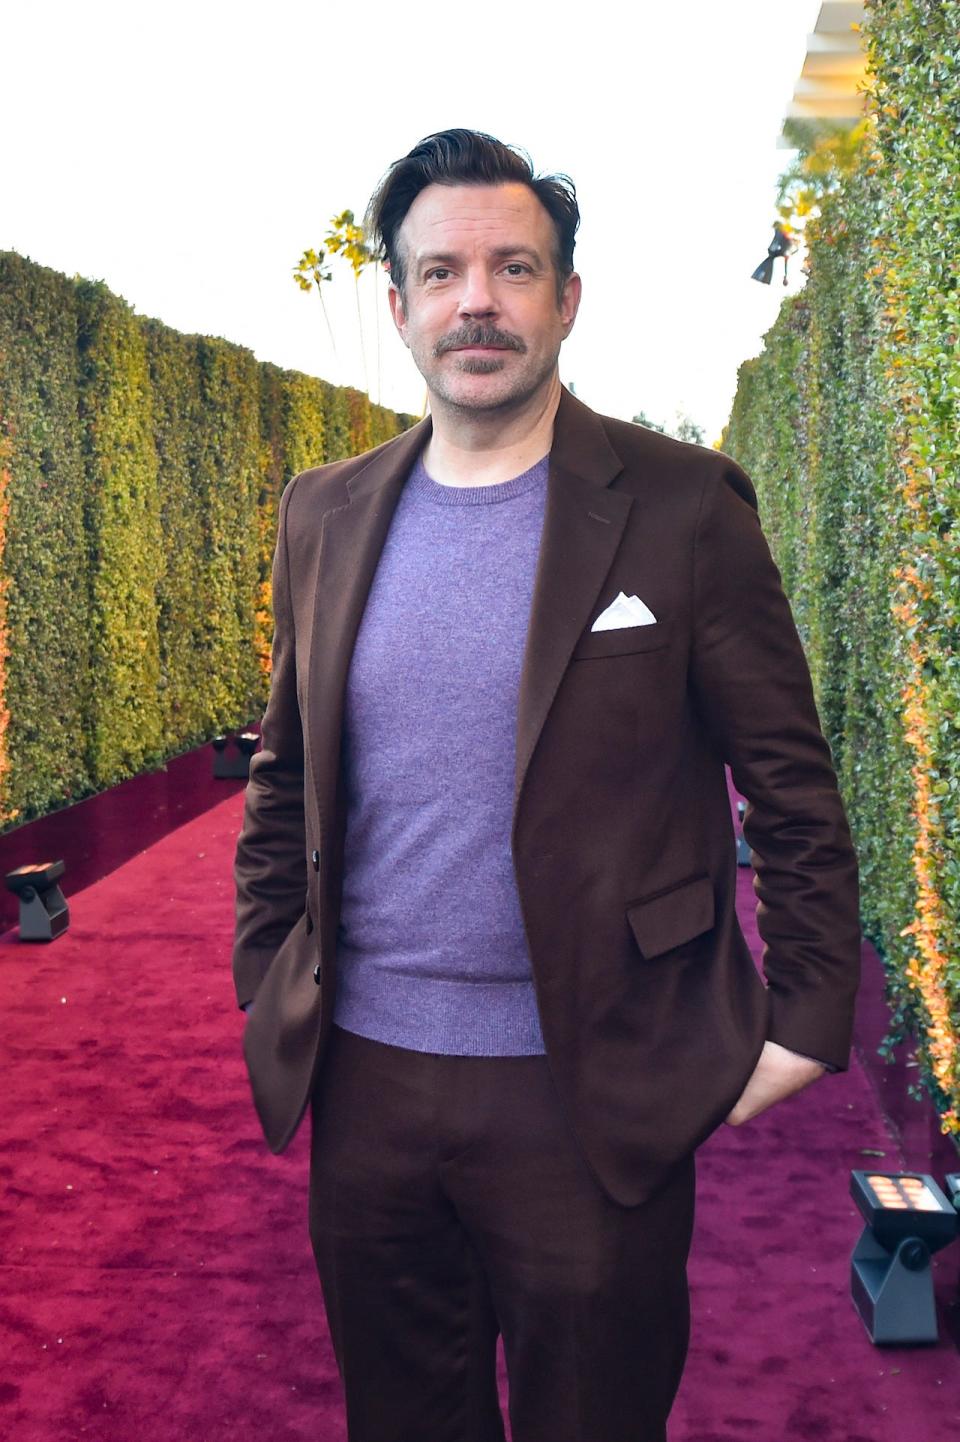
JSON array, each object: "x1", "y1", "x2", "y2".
[{"x1": 232, "y1": 384, "x2": 860, "y2": 1209}]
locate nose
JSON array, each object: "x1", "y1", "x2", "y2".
[{"x1": 457, "y1": 265, "x2": 498, "y2": 319}]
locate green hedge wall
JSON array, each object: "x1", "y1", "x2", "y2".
[
  {"x1": 0, "y1": 255, "x2": 89, "y2": 827},
  {"x1": 77, "y1": 279, "x2": 166, "y2": 784},
  {"x1": 0, "y1": 253, "x2": 415, "y2": 831},
  {"x1": 722, "y1": 0, "x2": 960, "y2": 1135}
]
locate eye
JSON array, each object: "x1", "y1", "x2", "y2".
[
  {"x1": 503, "y1": 263, "x2": 530, "y2": 277},
  {"x1": 425, "y1": 268, "x2": 452, "y2": 281}
]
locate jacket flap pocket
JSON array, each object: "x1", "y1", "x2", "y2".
[{"x1": 626, "y1": 874, "x2": 715, "y2": 959}]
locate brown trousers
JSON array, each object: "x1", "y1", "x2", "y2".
[{"x1": 308, "y1": 1024, "x2": 696, "y2": 1442}]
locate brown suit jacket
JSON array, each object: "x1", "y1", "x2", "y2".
[{"x1": 232, "y1": 385, "x2": 860, "y2": 1207}]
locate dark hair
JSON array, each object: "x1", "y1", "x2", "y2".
[{"x1": 364, "y1": 128, "x2": 580, "y2": 303}]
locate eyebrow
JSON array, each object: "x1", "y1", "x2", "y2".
[{"x1": 415, "y1": 245, "x2": 546, "y2": 272}]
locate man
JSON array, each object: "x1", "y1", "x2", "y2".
[{"x1": 232, "y1": 129, "x2": 860, "y2": 1442}]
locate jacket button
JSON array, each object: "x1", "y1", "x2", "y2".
[
  {"x1": 311, "y1": 849, "x2": 320, "y2": 870},
  {"x1": 313, "y1": 962, "x2": 322, "y2": 986}
]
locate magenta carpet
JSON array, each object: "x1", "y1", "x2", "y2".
[{"x1": 1, "y1": 789, "x2": 959, "y2": 1441}]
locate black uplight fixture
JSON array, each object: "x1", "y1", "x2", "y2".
[
  {"x1": 751, "y1": 223, "x2": 798, "y2": 287},
  {"x1": 5, "y1": 860, "x2": 69, "y2": 941},
  {"x1": 850, "y1": 1170, "x2": 959, "y2": 1344},
  {"x1": 212, "y1": 732, "x2": 260, "y2": 779}
]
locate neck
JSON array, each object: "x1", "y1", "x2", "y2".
[{"x1": 421, "y1": 373, "x2": 562, "y2": 488}]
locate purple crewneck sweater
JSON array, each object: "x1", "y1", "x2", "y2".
[{"x1": 331, "y1": 450, "x2": 549, "y2": 1055}]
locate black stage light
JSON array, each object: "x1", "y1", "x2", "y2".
[
  {"x1": 5, "y1": 860, "x2": 69, "y2": 941},
  {"x1": 752, "y1": 254, "x2": 776, "y2": 286},
  {"x1": 212, "y1": 731, "x2": 261, "y2": 779},
  {"x1": 751, "y1": 223, "x2": 798, "y2": 287},
  {"x1": 236, "y1": 731, "x2": 260, "y2": 759},
  {"x1": 850, "y1": 1170, "x2": 959, "y2": 1343}
]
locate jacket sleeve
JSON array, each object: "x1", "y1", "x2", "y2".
[
  {"x1": 231, "y1": 474, "x2": 307, "y2": 1010},
  {"x1": 689, "y1": 456, "x2": 861, "y2": 1071}
]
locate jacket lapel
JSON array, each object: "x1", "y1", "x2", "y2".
[
  {"x1": 304, "y1": 417, "x2": 431, "y2": 834},
  {"x1": 512, "y1": 390, "x2": 631, "y2": 820},
  {"x1": 304, "y1": 387, "x2": 632, "y2": 839}
]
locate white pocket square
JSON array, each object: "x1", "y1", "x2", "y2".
[{"x1": 590, "y1": 592, "x2": 658, "y2": 632}]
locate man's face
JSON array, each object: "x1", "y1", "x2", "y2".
[{"x1": 388, "y1": 182, "x2": 581, "y2": 415}]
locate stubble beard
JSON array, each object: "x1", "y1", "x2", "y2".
[
  {"x1": 419, "y1": 344, "x2": 560, "y2": 417},
  {"x1": 407, "y1": 319, "x2": 549, "y2": 416}
]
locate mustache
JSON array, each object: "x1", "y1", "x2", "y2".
[{"x1": 434, "y1": 325, "x2": 526, "y2": 357}]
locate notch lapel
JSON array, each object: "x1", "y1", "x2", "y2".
[
  {"x1": 512, "y1": 391, "x2": 631, "y2": 825},
  {"x1": 304, "y1": 418, "x2": 431, "y2": 835}
]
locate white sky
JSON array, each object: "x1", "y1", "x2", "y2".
[{"x1": 3, "y1": 0, "x2": 823, "y2": 446}]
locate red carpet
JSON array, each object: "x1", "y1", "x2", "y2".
[{"x1": 1, "y1": 790, "x2": 958, "y2": 1440}]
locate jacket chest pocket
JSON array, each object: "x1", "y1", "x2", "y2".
[{"x1": 571, "y1": 620, "x2": 674, "y2": 661}]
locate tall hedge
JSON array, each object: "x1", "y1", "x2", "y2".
[
  {"x1": 723, "y1": 0, "x2": 960, "y2": 1136},
  {"x1": 0, "y1": 255, "x2": 89, "y2": 826},
  {"x1": 192, "y1": 338, "x2": 262, "y2": 732},
  {"x1": 144, "y1": 320, "x2": 210, "y2": 750},
  {"x1": 0, "y1": 254, "x2": 415, "y2": 830},
  {"x1": 77, "y1": 280, "x2": 166, "y2": 785}
]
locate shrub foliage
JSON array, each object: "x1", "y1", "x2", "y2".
[
  {"x1": 0, "y1": 254, "x2": 414, "y2": 829},
  {"x1": 723, "y1": 0, "x2": 960, "y2": 1135}
]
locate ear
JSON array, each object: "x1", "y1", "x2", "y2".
[
  {"x1": 559, "y1": 271, "x2": 582, "y2": 337},
  {"x1": 388, "y1": 283, "x2": 410, "y2": 348}
]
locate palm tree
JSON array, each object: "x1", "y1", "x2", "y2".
[
  {"x1": 325, "y1": 210, "x2": 377, "y2": 399},
  {"x1": 292, "y1": 247, "x2": 337, "y2": 361}
]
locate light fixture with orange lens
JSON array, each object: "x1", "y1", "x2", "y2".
[{"x1": 849, "y1": 1170, "x2": 958, "y2": 1345}]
